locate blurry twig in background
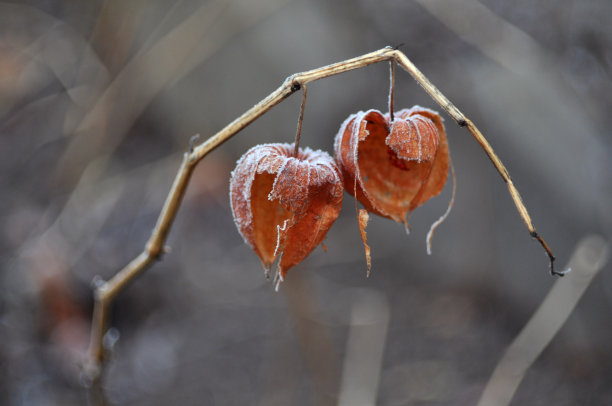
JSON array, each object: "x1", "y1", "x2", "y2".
[
  {"x1": 19, "y1": 0, "x2": 289, "y2": 279},
  {"x1": 86, "y1": 47, "x2": 561, "y2": 384},
  {"x1": 414, "y1": 0, "x2": 553, "y2": 78},
  {"x1": 6, "y1": 0, "x2": 289, "y2": 386},
  {"x1": 477, "y1": 235, "x2": 609, "y2": 406},
  {"x1": 283, "y1": 271, "x2": 342, "y2": 406},
  {"x1": 337, "y1": 289, "x2": 390, "y2": 406},
  {"x1": 55, "y1": 0, "x2": 290, "y2": 189},
  {"x1": 54, "y1": 0, "x2": 229, "y2": 187},
  {"x1": 19, "y1": 154, "x2": 183, "y2": 270}
]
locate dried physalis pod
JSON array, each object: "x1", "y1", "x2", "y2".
[
  {"x1": 230, "y1": 143, "x2": 343, "y2": 289},
  {"x1": 334, "y1": 106, "x2": 453, "y2": 273}
]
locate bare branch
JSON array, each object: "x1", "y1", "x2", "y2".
[{"x1": 87, "y1": 47, "x2": 560, "y2": 378}]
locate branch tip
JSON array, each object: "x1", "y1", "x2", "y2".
[{"x1": 531, "y1": 231, "x2": 564, "y2": 277}]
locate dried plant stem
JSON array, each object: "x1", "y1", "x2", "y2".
[
  {"x1": 293, "y1": 84, "x2": 308, "y2": 157},
  {"x1": 388, "y1": 60, "x2": 395, "y2": 121},
  {"x1": 87, "y1": 155, "x2": 195, "y2": 372},
  {"x1": 87, "y1": 46, "x2": 560, "y2": 378}
]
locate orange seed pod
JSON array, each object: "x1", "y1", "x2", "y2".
[
  {"x1": 334, "y1": 106, "x2": 451, "y2": 272},
  {"x1": 230, "y1": 143, "x2": 343, "y2": 288}
]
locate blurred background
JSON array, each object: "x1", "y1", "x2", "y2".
[{"x1": 1, "y1": 0, "x2": 611, "y2": 405}]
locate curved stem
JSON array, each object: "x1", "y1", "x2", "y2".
[
  {"x1": 87, "y1": 46, "x2": 561, "y2": 379},
  {"x1": 87, "y1": 155, "x2": 195, "y2": 372}
]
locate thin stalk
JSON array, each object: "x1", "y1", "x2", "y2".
[
  {"x1": 389, "y1": 60, "x2": 395, "y2": 121},
  {"x1": 294, "y1": 84, "x2": 308, "y2": 157}
]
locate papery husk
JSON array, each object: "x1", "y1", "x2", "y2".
[
  {"x1": 334, "y1": 106, "x2": 449, "y2": 226},
  {"x1": 230, "y1": 143, "x2": 343, "y2": 283}
]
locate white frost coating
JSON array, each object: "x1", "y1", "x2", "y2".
[
  {"x1": 406, "y1": 119, "x2": 416, "y2": 161},
  {"x1": 387, "y1": 111, "x2": 440, "y2": 163},
  {"x1": 309, "y1": 165, "x2": 320, "y2": 189},
  {"x1": 328, "y1": 161, "x2": 343, "y2": 190},
  {"x1": 404, "y1": 105, "x2": 445, "y2": 123},
  {"x1": 351, "y1": 114, "x2": 363, "y2": 185},
  {"x1": 338, "y1": 112, "x2": 359, "y2": 135},
  {"x1": 314, "y1": 157, "x2": 341, "y2": 189},
  {"x1": 426, "y1": 157, "x2": 456, "y2": 255},
  {"x1": 271, "y1": 159, "x2": 309, "y2": 212},
  {"x1": 230, "y1": 143, "x2": 298, "y2": 247},
  {"x1": 414, "y1": 116, "x2": 423, "y2": 163},
  {"x1": 350, "y1": 110, "x2": 367, "y2": 134},
  {"x1": 334, "y1": 111, "x2": 361, "y2": 173},
  {"x1": 354, "y1": 110, "x2": 389, "y2": 216},
  {"x1": 230, "y1": 146, "x2": 262, "y2": 246},
  {"x1": 415, "y1": 115, "x2": 439, "y2": 159},
  {"x1": 268, "y1": 158, "x2": 291, "y2": 202},
  {"x1": 273, "y1": 271, "x2": 284, "y2": 292},
  {"x1": 306, "y1": 160, "x2": 311, "y2": 192},
  {"x1": 273, "y1": 219, "x2": 290, "y2": 258}
]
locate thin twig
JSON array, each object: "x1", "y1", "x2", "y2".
[
  {"x1": 87, "y1": 46, "x2": 561, "y2": 378},
  {"x1": 388, "y1": 60, "x2": 395, "y2": 121},
  {"x1": 426, "y1": 157, "x2": 456, "y2": 255},
  {"x1": 293, "y1": 84, "x2": 308, "y2": 157},
  {"x1": 461, "y1": 119, "x2": 564, "y2": 276}
]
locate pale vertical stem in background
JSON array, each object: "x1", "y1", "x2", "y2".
[
  {"x1": 337, "y1": 289, "x2": 390, "y2": 406},
  {"x1": 283, "y1": 271, "x2": 341, "y2": 406},
  {"x1": 477, "y1": 235, "x2": 609, "y2": 406}
]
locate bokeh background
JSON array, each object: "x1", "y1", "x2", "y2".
[{"x1": 1, "y1": 0, "x2": 611, "y2": 405}]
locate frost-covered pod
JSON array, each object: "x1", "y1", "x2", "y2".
[
  {"x1": 334, "y1": 106, "x2": 449, "y2": 226},
  {"x1": 334, "y1": 106, "x2": 452, "y2": 272},
  {"x1": 230, "y1": 143, "x2": 343, "y2": 287}
]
